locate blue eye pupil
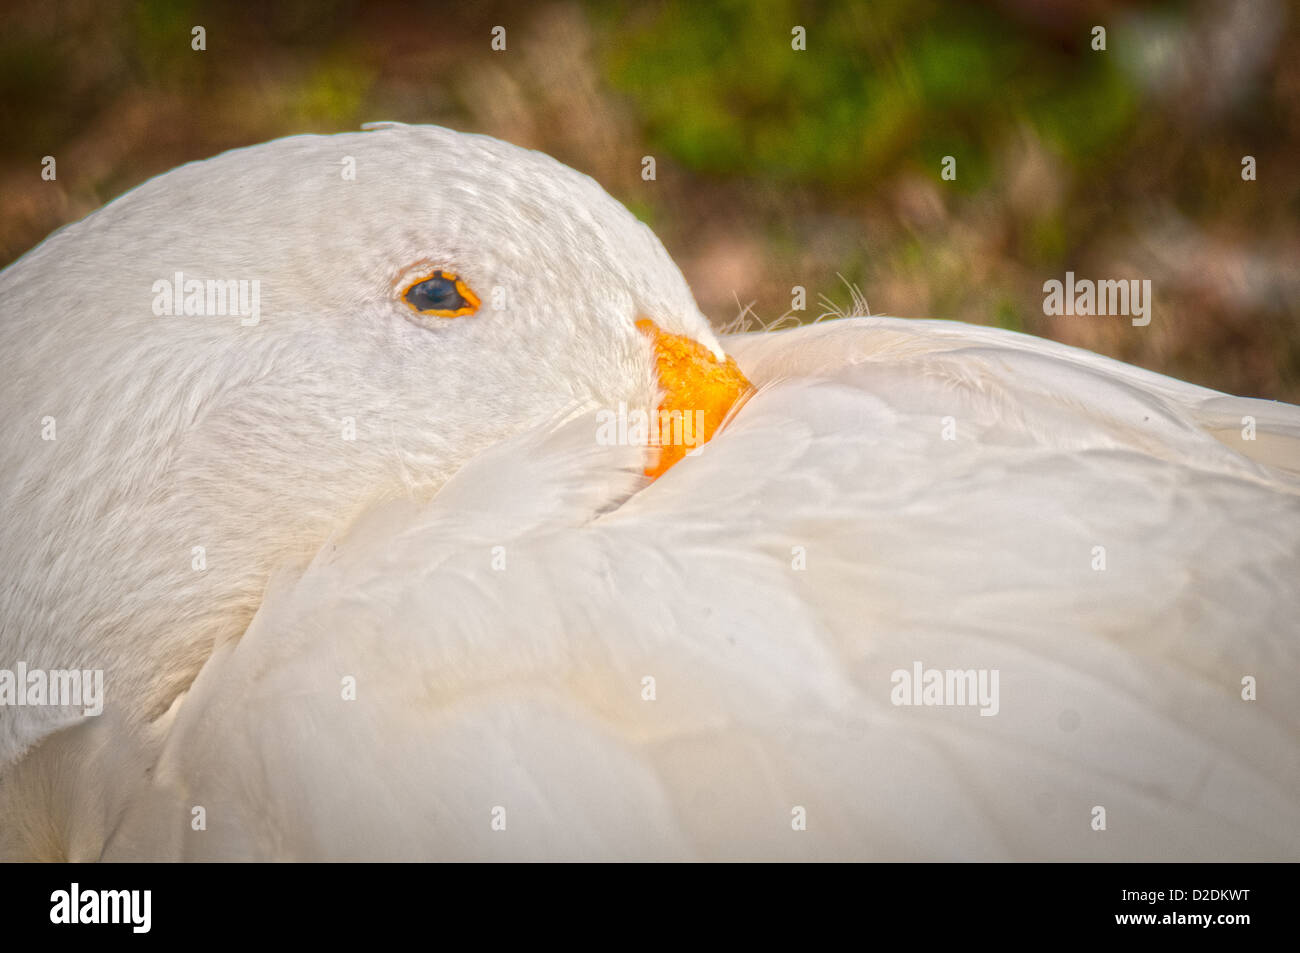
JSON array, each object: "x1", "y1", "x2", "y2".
[{"x1": 405, "y1": 273, "x2": 466, "y2": 312}]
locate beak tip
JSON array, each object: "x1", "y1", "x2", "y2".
[{"x1": 637, "y1": 319, "x2": 753, "y2": 479}]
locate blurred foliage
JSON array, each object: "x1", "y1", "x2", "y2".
[
  {"x1": 1, "y1": 0, "x2": 1297, "y2": 400},
  {"x1": 600, "y1": 0, "x2": 1137, "y2": 191}
]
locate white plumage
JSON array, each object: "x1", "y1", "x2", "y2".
[{"x1": 1, "y1": 125, "x2": 1297, "y2": 861}]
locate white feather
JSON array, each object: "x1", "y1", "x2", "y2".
[{"x1": 2, "y1": 126, "x2": 1297, "y2": 860}]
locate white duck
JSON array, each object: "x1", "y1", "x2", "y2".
[{"x1": 1, "y1": 124, "x2": 1297, "y2": 861}]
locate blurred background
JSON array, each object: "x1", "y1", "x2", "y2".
[{"x1": 2, "y1": 0, "x2": 1297, "y2": 399}]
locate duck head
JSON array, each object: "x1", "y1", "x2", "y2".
[{"x1": 0, "y1": 124, "x2": 749, "y2": 763}]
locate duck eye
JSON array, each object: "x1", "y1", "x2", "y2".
[{"x1": 402, "y1": 270, "x2": 480, "y2": 317}]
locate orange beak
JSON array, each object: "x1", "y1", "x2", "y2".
[{"x1": 636, "y1": 318, "x2": 753, "y2": 479}]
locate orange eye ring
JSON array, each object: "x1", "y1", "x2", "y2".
[{"x1": 401, "y1": 270, "x2": 481, "y2": 317}]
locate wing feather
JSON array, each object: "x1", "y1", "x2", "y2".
[{"x1": 31, "y1": 318, "x2": 1297, "y2": 860}]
